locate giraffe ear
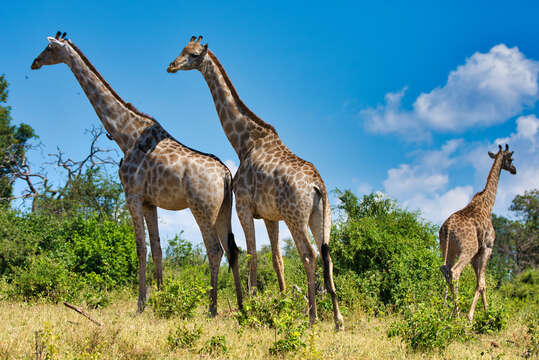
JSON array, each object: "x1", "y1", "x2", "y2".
[
  {"x1": 488, "y1": 151, "x2": 496, "y2": 159},
  {"x1": 201, "y1": 43, "x2": 208, "y2": 55}
]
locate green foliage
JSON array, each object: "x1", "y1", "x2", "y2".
[
  {"x1": 233, "y1": 289, "x2": 308, "y2": 355},
  {"x1": 388, "y1": 301, "x2": 472, "y2": 352},
  {"x1": 34, "y1": 167, "x2": 127, "y2": 221},
  {"x1": 269, "y1": 300, "x2": 308, "y2": 355},
  {"x1": 10, "y1": 255, "x2": 70, "y2": 301},
  {"x1": 0, "y1": 209, "x2": 136, "y2": 305},
  {"x1": 149, "y1": 275, "x2": 209, "y2": 319},
  {"x1": 331, "y1": 190, "x2": 441, "y2": 311},
  {"x1": 234, "y1": 289, "x2": 306, "y2": 329},
  {"x1": 472, "y1": 306, "x2": 506, "y2": 334},
  {"x1": 0, "y1": 74, "x2": 37, "y2": 206},
  {"x1": 499, "y1": 268, "x2": 539, "y2": 301},
  {"x1": 491, "y1": 189, "x2": 538, "y2": 277},
  {"x1": 166, "y1": 323, "x2": 202, "y2": 350},
  {"x1": 199, "y1": 335, "x2": 228, "y2": 356},
  {"x1": 165, "y1": 232, "x2": 205, "y2": 267}
]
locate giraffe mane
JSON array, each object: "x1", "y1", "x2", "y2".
[
  {"x1": 67, "y1": 40, "x2": 156, "y2": 122},
  {"x1": 207, "y1": 50, "x2": 277, "y2": 135}
]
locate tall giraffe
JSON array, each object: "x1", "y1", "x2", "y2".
[
  {"x1": 31, "y1": 32, "x2": 243, "y2": 315},
  {"x1": 439, "y1": 144, "x2": 516, "y2": 320},
  {"x1": 167, "y1": 36, "x2": 344, "y2": 330}
]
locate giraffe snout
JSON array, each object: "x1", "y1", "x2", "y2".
[
  {"x1": 31, "y1": 58, "x2": 41, "y2": 70},
  {"x1": 167, "y1": 62, "x2": 177, "y2": 73}
]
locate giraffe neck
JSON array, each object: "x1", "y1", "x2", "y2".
[
  {"x1": 199, "y1": 51, "x2": 278, "y2": 159},
  {"x1": 64, "y1": 41, "x2": 154, "y2": 153},
  {"x1": 477, "y1": 155, "x2": 503, "y2": 212}
]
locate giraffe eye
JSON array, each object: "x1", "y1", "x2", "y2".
[{"x1": 190, "y1": 53, "x2": 199, "y2": 58}]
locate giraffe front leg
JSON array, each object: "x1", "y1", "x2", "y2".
[
  {"x1": 144, "y1": 204, "x2": 163, "y2": 290},
  {"x1": 126, "y1": 196, "x2": 148, "y2": 313},
  {"x1": 236, "y1": 201, "x2": 257, "y2": 294}
]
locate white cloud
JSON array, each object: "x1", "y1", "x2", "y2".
[
  {"x1": 361, "y1": 44, "x2": 539, "y2": 139},
  {"x1": 360, "y1": 87, "x2": 430, "y2": 141},
  {"x1": 356, "y1": 182, "x2": 373, "y2": 197},
  {"x1": 401, "y1": 186, "x2": 474, "y2": 224},
  {"x1": 384, "y1": 164, "x2": 448, "y2": 197}
]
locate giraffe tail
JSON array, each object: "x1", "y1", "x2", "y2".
[
  {"x1": 439, "y1": 222, "x2": 451, "y2": 282},
  {"x1": 316, "y1": 185, "x2": 333, "y2": 294},
  {"x1": 223, "y1": 172, "x2": 239, "y2": 270}
]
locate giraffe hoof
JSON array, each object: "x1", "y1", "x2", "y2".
[{"x1": 440, "y1": 265, "x2": 451, "y2": 283}]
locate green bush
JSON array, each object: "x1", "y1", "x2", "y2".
[
  {"x1": 234, "y1": 288, "x2": 306, "y2": 329},
  {"x1": 388, "y1": 301, "x2": 472, "y2": 352},
  {"x1": 500, "y1": 268, "x2": 539, "y2": 301},
  {"x1": 331, "y1": 191, "x2": 441, "y2": 312},
  {"x1": 10, "y1": 255, "x2": 70, "y2": 301},
  {"x1": 199, "y1": 335, "x2": 228, "y2": 356},
  {"x1": 269, "y1": 299, "x2": 308, "y2": 355},
  {"x1": 149, "y1": 275, "x2": 209, "y2": 319},
  {"x1": 472, "y1": 305, "x2": 506, "y2": 334},
  {"x1": 0, "y1": 209, "x2": 137, "y2": 303},
  {"x1": 167, "y1": 324, "x2": 202, "y2": 350}
]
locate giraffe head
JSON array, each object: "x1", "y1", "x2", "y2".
[
  {"x1": 489, "y1": 144, "x2": 517, "y2": 175},
  {"x1": 167, "y1": 36, "x2": 208, "y2": 73},
  {"x1": 31, "y1": 32, "x2": 69, "y2": 70}
]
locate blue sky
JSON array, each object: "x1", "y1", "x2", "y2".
[{"x1": 3, "y1": 1, "x2": 539, "y2": 248}]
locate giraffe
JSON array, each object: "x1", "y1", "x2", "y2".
[
  {"x1": 439, "y1": 144, "x2": 516, "y2": 320},
  {"x1": 167, "y1": 36, "x2": 344, "y2": 330},
  {"x1": 31, "y1": 32, "x2": 243, "y2": 315}
]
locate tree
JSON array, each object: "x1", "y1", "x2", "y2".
[
  {"x1": 0, "y1": 75, "x2": 37, "y2": 206},
  {"x1": 491, "y1": 189, "x2": 538, "y2": 278}
]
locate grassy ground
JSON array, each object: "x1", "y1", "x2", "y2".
[{"x1": 0, "y1": 291, "x2": 533, "y2": 360}]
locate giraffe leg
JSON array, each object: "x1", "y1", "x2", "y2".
[
  {"x1": 143, "y1": 205, "x2": 163, "y2": 289},
  {"x1": 468, "y1": 246, "x2": 492, "y2": 321},
  {"x1": 192, "y1": 209, "x2": 223, "y2": 317},
  {"x1": 449, "y1": 250, "x2": 476, "y2": 316},
  {"x1": 287, "y1": 222, "x2": 318, "y2": 325},
  {"x1": 236, "y1": 201, "x2": 257, "y2": 294},
  {"x1": 216, "y1": 202, "x2": 243, "y2": 311},
  {"x1": 126, "y1": 196, "x2": 148, "y2": 313},
  {"x1": 264, "y1": 220, "x2": 286, "y2": 292},
  {"x1": 309, "y1": 199, "x2": 344, "y2": 330}
]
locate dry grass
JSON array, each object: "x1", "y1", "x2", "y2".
[{"x1": 0, "y1": 292, "x2": 531, "y2": 359}]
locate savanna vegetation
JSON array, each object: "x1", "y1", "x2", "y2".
[{"x1": 1, "y1": 75, "x2": 538, "y2": 359}]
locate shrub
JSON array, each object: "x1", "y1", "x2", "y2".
[
  {"x1": 500, "y1": 268, "x2": 539, "y2": 301},
  {"x1": 472, "y1": 305, "x2": 506, "y2": 334},
  {"x1": 0, "y1": 210, "x2": 137, "y2": 303},
  {"x1": 388, "y1": 301, "x2": 472, "y2": 352},
  {"x1": 269, "y1": 302, "x2": 308, "y2": 355},
  {"x1": 234, "y1": 288, "x2": 306, "y2": 329},
  {"x1": 149, "y1": 275, "x2": 209, "y2": 319},
  {"x1": 331, "y1": 191, "x2": 441, "y2": 312},
  {"x1": 10, "y1": 255, "x2": 70, "y2": 301},
  {"x1": 167, "y1": 324, "x2": 202, "y2": 350},
  {"x1": 199, "y1": 335, "x2": 228, "y2": 356}
]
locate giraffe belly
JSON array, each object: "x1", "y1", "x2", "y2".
[{"x1": 252, "y1": 189, "x2": 281, "y2": 221}]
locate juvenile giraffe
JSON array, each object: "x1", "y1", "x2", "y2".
[
  {"x1": 31, "y1": 32, "x2": 243, "y2": 315},
  {"x1": 167, "y1": 36, "x2": 344, "y2": 330},
  {"x1": 439, "y1": 144, "x2": 516, "y2": 320}
]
